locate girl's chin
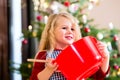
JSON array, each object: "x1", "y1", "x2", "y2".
[{"x1": 67, "y1": 42, "x2": 74, "y2": 45}]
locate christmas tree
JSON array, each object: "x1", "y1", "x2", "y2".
[{"x1": 20, "y1": 0, "x2": 120, "y2": 80}]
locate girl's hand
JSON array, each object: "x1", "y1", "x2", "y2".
[
  {"x1": 97, "y1": 41, "x2": 110, "y2": 58},
  {"x1": 45, "y1": 58, "x2": 58, "y2": 73},
  {"x1": 97, "y1": 41, "x2": 110, "y2": 73}
]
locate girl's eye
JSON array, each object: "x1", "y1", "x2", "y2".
[
  {"x1": 71, "y1": 28, "x2": 75, "y2": 31},
  {"x1": 62, "y1": 27, "x2": 67, "y2": 29}
]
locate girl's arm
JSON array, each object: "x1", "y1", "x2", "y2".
[
  {"x1": 100, "y1": 53, "x2": 110, "y2": 73},
  {"x1": 90, "y1": 42, "x2": 110, "y2": 80}
]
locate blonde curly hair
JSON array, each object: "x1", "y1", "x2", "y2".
[{"x1": 38, "y1": 12, "x2": 81, "y2": 52}]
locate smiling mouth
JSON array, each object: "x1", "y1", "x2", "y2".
[{"x1": 65, "y1": 36, "x2": 73, "y2": 40}]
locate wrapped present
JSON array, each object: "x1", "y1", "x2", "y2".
[{"x1": 55, "y1": 36, "x2": 103, "y2": 80}]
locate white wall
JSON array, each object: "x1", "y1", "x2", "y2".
[{"x1": 89, "y1": 0, "x2": 120, "y2": 29}]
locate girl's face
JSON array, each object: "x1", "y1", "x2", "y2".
[{"x1": 54, "y1": 16, "x2": 76, "y2": 49}]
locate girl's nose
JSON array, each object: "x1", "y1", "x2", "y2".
[{"x1": 67, "y1": 29, "x2": 73, "y2": 34}]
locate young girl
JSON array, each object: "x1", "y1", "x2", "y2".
[{"x1": 30, "y1": 12, "x2": 110, "y2": 80}]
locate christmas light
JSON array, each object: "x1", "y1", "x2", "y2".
[
  {"x1": 88, "y1": 3, "x2": 93, "y2": 10},
  {"x1": 82, "y1": 15, "x2": 87, "y2": 23},
  {"x1": 32, "y1": 0, "x2": 40, "y2": 11},
  {"x1": 50, "y1": 2, "x2": 59, "y2": 13},
  {"x1": 107, "y1": 42, "x2": 112, "y2": 51},
  {"x1": 108, "y1": 22, "x2": 114, "y2": 29},
  {"x1": 44, "y1": 15, "x2": 48, "y2": 24},
  {"x1": 28, "y1": 25, "x2": 33, "y2": 31},
  {"x1": 43, "y1": 2, "x2": 48, "y2": 9}
]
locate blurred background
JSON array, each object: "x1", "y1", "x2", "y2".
[{"x1": 0, "y1": 0, "x2": 120, "y2": 80}]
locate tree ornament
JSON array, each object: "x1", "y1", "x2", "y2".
[
  {"x1": 32, "y1": 31, "x2": 37, "y2": 37},
  {"x1": 68, "y1": 4, "x2": 79, "y2": 13},
  {"x1": 64, "y1": 1, "x2": 70, "y2": 7},
  {"x1": 113, "y1": 35, "x2": 119, "y2": 41},
  {"x1": 117, "y1": 68, "x2": 120, "y2": 76},
  {"x1": 112, "y1": 54, "x2": 118, "y2": 58},
  {"x1": 28, "y1": 63, "x2": 32, "y2": 68},
  {"x1": 36, "y1": 15, "x2": 42, "y2": 21},
  {"x1": 84, "y1": 27, "x2": 91, "y2": 33},
  {"x1": 112, "y1": 71, "x2": 117, "y2": 77},
  {"x1": 22, "y1": 39, "x2": 28, "y2": 44},
  {"x1": 97, "y1": 32, "x2": 103, "y2": 40},
  {"x1": 113, "y1": 64, "x2": 119, "y2": 70}
]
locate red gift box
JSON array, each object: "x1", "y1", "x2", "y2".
[{"x1": 55, "y1": 36, "x2": 103, "y2": 80}]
